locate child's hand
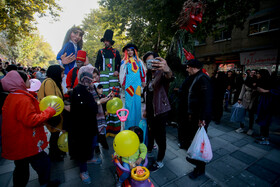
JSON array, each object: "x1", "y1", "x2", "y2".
[{"x1": 135, "y1": 158, "x2": 143, "y2": 166}]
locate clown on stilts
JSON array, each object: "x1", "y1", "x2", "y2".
[
  {"x1": 119, "y1": 44, "x2": 146, "y2": 130},
  {"x1": 95, "y1": 29, "x2": 122, "y2": 137}
]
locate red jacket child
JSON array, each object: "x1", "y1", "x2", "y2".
[{"x1": 1, "y1": 71, "x2": 56, "y2": 160}]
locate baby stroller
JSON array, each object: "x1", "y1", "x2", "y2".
[
  {"x1": 114, "y1": 109, "x2": 154, "y2": 187},
  {"x1": 113, "y1": 156, "x2": 154, "y2": 187}
]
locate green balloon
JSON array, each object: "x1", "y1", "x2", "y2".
[{"x1": 106, "y1": 97, "x2": 123, "y2": 114}]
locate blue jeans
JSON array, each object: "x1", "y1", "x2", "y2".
[
  {"x1": 119, "y1": 162, "x2": 130, "y2": 183},
  {"x1": 119, "y1": 162, "x2": 143, "y2": 183}
]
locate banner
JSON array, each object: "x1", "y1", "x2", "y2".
[{"x1": 240, "y1": 49, "x2": 278, "y2": 65}]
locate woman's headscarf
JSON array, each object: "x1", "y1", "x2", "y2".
[
  {"x1": 1, "y1": 70, "x2": 26, "y2": 92},
  {"x1": 46, "y1": 65, "x2": 64, "y2": 94},
  {"x1": 78, "y1": 66, "x2": 94, "y2": 87}
]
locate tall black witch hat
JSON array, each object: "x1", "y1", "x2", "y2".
[{"x1": 100, "y1": 29, "x2": 115, "y2": 45}]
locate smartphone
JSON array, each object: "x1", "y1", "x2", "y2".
[{"x1": 146, "y1": 59, "x2": 160, "y2": 70}]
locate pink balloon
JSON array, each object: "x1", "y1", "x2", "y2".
[{"x1": 27, "y1": 79, "x2": 41, "y2": 92}]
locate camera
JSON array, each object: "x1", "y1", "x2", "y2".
[{"x1": 146, "y1": 59, "x2": 160, "y2": 70}]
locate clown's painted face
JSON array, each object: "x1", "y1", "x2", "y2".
[
  {"x1": 127, "y1": 48, "x2": 135, "y2": 57},
  {"x1": 181, "y1": 3, "x2": 204, "y2": 33}
]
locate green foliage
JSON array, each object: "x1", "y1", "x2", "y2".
[
  {"x1": 0, "y1": 0, "x2": 61, "y2": 45},
  {"x1": 97, "y1": 0, "x2": 260, "y2": 57},
  {"x1": 81, "y1": 9, "x2": 130, "y2": 65}
]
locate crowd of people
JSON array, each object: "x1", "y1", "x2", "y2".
[{"x1": 0, "y1": 27, "x2": 279, "y2": 187}]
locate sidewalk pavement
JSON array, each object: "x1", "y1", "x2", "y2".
[{"x1": 0, "y1": 110, "x2": 279, "y2": 187}]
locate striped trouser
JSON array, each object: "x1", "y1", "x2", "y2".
[{"x1": 99, "y1": 71, "x2": 120, "y2": 96}]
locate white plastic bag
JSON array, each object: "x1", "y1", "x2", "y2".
[{"x1": 186, "y1": 126, "x2": 213, "y2": 162}]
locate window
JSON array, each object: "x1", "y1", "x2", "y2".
[
  {"x1": 249, "y1": 17, "x2": 280, "y2": 35},
  {"x1": 214, "y1": 30, "x2": 231, "y2": 42},
  {"x1": 194, "y1": 38, "x2": 206, "y2": 46}
]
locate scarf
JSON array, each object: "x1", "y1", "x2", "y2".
[{"x1": 92, "y1": 86, "x2": 107, "y2": 134}]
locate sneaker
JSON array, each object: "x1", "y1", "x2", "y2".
[
  {"x1": 235, "y1": 128, "x2": 244, "y2": 133},
  {"x1": 246, "y1": 129, "x2": 254, "y2": 136},
  {"x1": 116, "y1": 181, "x2": 122, "y2": 187},
  {"x1": 87, "y1": 157, "x2": 102, "y2": 164},
  {"x1": 255, "y1": 137, "x2": 270, "y2": 145},
  {"x1": 149, "y1": 161, "x2": 164, "y2": 172},
  {"x1": 80, "y1": 171, "x2": 91, "y2": 184}
]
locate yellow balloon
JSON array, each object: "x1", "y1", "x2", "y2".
[
  {"x1": 39, "y1": 95, "x2": 64, "y2": 117},
  {"x1": 113, "y1": 130, "x2": 140, "y2": 157},
  {"x1": 57, "y1": 132, "x2": 68, "y2": 152},
  {"x1": 106, "y1": 97, "x2": 123, "y2": 114}
]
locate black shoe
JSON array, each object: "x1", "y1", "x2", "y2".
[
  {"x1": 186, "y1": 157, "x2": 199, "y2": 165},
  {"x1": 188, "y1": 168, "x2": 205, "y2": 179},
  {"x1": 47, "y1": 179, "x2": 60, "y2": 187},
  {"x1": 95, "y1": 146, "x2": 101, "y2": 154}
]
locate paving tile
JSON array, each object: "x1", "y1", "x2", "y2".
[
  {"x1": 215, "y1": 148, "x2": 231, "y2": 156},
  {"x1": 0, "y1": 171, "x2": 12, "y2": 187},
  {"x1": 224, "y1": 175, "x2": 251, "y2": 187},
  {"x1": 219, "y1": 134, "x2": 239, "y2": 143},
  {"x1": 214, "y1": 125, "x2": 233, "y2": 133},
  {"x1": 224, "y1": 131, "x2": 247, "y2": 139},
  {"x1": 150, "y1": 166, "x2": 177, "y2": 186},
  {"x1": 255, "y1": 158, "x2": 280, "y2": 175},
  {"x1": 208, "y1": 159, "x2": 239, "y2": 177},
  {"x1": 0, "y1": 158, "x2": 13, "y2": 166},
  {"x1": 165, "y1": 157, "x2": 193, "y2": 177},
  {"x1": 232, "y1": 139, "x2": 249, "y2": 147},
  {"x1": 230, "y1": 150, "x2": 258, "y2": 165},
  {"x1": 26, "y1": 179, "x2": 40, "y2": 187},
  {"x1": 0, "y1": 163, "x2": 14, "y2": 175},
  {"x1": 220, "y1": 155, "x2": 248, "y2": 171},
  {"x1": 206, "y1": 166, "x2": 230, "y2": 182},
  {"x1": 239, "y1": 144, "x2": 267, "y2": 158},
  {"x1": 222, "y1": 143, "x2": 239, "y2": 153},
  {"x1": 162, "y1": 182, "x2": 179, "y2": 187},
  {"x1": 211, "y1": 152, "x2": 222, "y2": 162},
  {"x1": 236, "y1": 170, "x2": 271, "y2": 187},
  {"x1": 165, "y1": 149, "x2": 178, "y2": 161},
  {"x1": 247, "y1": 164, "x2": 279, "y2": 184},
  {"x1": 264, "y1": 149, "x2": 280, "y2": 164},
  {"x1": 207, "y1": 128, "x2": 225, "y2": 138},
  {"x1": 200, "y1": 179, "x2": 221, "y2": 187},
  {"x1": 209, "y1": 137, "x2": 228, "y2": 152},
  {"x1": 173, "y1": 174, "x2": 209, "y2": 187},
  {"x1": 251, "y1": 142, "x2": 274, "y2": 151}
]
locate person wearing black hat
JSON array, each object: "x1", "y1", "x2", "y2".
[
  {"x1": 95, "y1": 29, "x2": 122, "y2": 138},
  {"x1": 177, "y1": 59, "x2": 212, "y2": 179},
  {"x1": 95, "y1": 29, "x2": 121, "y2": 96},
  {"x1": 119, "y1": 43, "x2": 146, "y2": 130}
]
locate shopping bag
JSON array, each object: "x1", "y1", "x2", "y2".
[
  {"x1": 230, "y1": 102, "x2": 246, "y2": 123},
  {"x1": 186, "y1": 127, "x2": 213, "y2": 162}
]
